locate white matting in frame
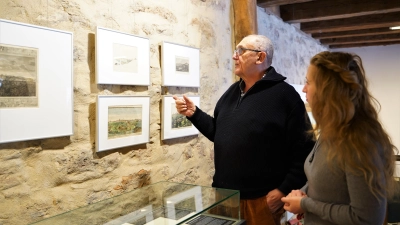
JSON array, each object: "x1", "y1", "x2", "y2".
[
  {"x1": 165, "y1": 186, "x2": 203, "y2": 220},
  {"x1": 161, "y1": 42, "x2": 200, "y2": 87},
  {"x1": 96, "y1": 27, "x2": 150, "y2": 85},
  {"x1": 162, "y1": 96, "x2": 200, "y2": 140},
  {"x1": 97, "y1": 95, "x2": 150, "y2": 152},
  {"x1": 0, "y1": 19, "x2": 73, "y2": 144}
]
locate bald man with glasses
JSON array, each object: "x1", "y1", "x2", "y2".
[{"x1": 174, "y1": 34, "x2": 314, "y2": 225}]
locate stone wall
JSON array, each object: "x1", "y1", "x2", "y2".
[
  {"x1": 257, "y1": 8, "x2": 328, "y2": 84},
  {"x1": 0, "y1": 1, "x2": 325, "y2": 224}
]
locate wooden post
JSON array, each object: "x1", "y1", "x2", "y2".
[
  {"x1": 232, "y1": 0, "x2": 258, "y2": 46},
  {"x1": 232, "y1": 0, "x2": 258, "y2": 81}
]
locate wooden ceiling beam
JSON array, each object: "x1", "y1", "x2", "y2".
[
  {"x1": 312, "y1": 28, "x2": 400, "y2": 39},
  {"x1": 329, "y1": 41, "x2": 400, "y2": 49},
  {"x1": 320, "y1": 33, "x2": 400, "y2": 45},
  {"x1": 301, "y1": 12, "x2": 400, "y2": 33},
  {"x1": 280, "y1": 0, "x2": 400, "y2": 23},
  {"x1": 256, "y1": 0, "x2": 400, "y2": 48},
  {"x1": 256, "y1": 0, "x2": 313, "y2": 8},
  {"x1": 233, "y1": 0, "x2": 258, "y2": 46}
]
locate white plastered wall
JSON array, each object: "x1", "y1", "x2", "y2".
[{"x1": 334, "y1": 45, "x2": 400, "y2": 175}]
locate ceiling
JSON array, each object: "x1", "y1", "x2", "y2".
[{"x1": 256, "y1": 0, "x2": 400, "y2": 49}]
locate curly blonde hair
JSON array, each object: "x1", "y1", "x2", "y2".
[{"x1": 309, "y1": 51, "x2": 398, "y2": 199}]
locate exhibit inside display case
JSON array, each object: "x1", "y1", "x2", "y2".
[{"x1": 31, "y1": 181, "x2": 244, "y2": 225}]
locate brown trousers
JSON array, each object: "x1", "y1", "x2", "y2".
[
  {"x1": 240, "y1": 195, "x2": 285, "y2": 225},
  {"x1": 209, "y1": 193, "x2": 284, "y2": 225}
]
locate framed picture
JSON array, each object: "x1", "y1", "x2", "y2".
[
  {"x1": 103, "y1": 205, "x2": 154, "y2": 225},
  {"x1": 96, "y1": 95, "x2": 150, "y2": 152},
  {"x1": 96, "y1": 27, "x2": 150, "y2": 85},
  {"x1": 165, "y1": 186, "x2": 203, "y2": 220},
  {"x1": 161, "y1": 96, "x2": 200, "y2": 140},
  {"x1": 0, "y1": 19, "x2": 73, "y2": 144},
  {"x1": 161, "y1": 42, "x2": 200, "y2": 87}
]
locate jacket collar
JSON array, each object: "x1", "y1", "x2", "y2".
[
  {"x1": 260, "y1": 66, "x2": 287, "y2": 82},
  {"x1": 238, "y1": 66, "x2": 287, "y2": 85},
  {"x1": 239, "y1": 66, "x2": 286, "y2": 95}
]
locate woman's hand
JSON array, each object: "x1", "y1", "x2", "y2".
[
  {"x1": 287, "y1": 189, "x2": 307, "y2": 197},
  {"x1": 281, "y1": 195, "x2": 305, "y2": 214}
]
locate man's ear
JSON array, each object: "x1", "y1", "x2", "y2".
[{"x1": 257, "y1": 52, "x2": 267, "y2": 63}]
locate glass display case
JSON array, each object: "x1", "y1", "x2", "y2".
[{"x1": 31, "y1": 181, "x2": 244, "y2": 225}]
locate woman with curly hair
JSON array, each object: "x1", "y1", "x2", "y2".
[{"x1": 281, "y1": 51, "x2": 398, "y2": 225}]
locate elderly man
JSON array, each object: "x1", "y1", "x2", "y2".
[{"x1": 174, "y1": 34, "x2": 315, "y2": 225}]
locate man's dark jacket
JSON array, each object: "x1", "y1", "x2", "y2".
[{"x1": 188, "y1": 67, "x2": 315, "y2": 199}]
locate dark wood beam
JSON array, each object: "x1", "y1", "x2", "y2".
[
  {"x1": 257, "y1": 0, "x2": 400, "y2": 48},
  {"x1": 280, "y1": 0, "x2": 400, "y2": 23},
  {"x1": 312, "y1": 28, "x2": 400, "y2": 39},
  {"x1": 301, "y1": 12, "x2": 400, "y2": 33},
  {"x1": 233, "y1": 0, "x2": 257, "y2": 81},
  {"x1": 320, "y1": 33, "x2": 400, "y2": 45},
  {"x1": 257, "y1": 0, "x2": 313, "y2": 8},
  {"x1": 233, "y1": 0, "x2": 258, "y2": 46},
  {"x1": 329, "y1": 41, "x2": 400, "y2": 49}
]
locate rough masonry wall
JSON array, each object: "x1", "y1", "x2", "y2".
[
  {"x1": 258, "y1": 8, "x2": 328, "y2": 84},
  {"x1": 0, "y1": 1, "x2": 232, "y2": 224},
  {"x1": 0, "y1": 1, "x2": 325, "y2": 225}
]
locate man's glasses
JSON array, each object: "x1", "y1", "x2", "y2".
[{"x1": 234, "y1": 47, "x2": 261, "y2": 56}]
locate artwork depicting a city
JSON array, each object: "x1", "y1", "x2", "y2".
[
  {"x1": 108, "y1": 105, "x2": 142, "y2": 139},
  {"x1": 0, "y1": 44, "x2": 38, "y2": 108},
  {"x1": 175, "y1": 56, "x2": 189, "y2": 74},
  {"x1": 171, "y1": 103, "x2": 192, "y2": 129}
]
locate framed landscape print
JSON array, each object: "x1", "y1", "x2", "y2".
[
  {"x1": 0, "y1": 44, "x2": 38, "y2": 108},
  {"x1": 96, "y1": 27, "x2": 150, "y2": 85},
  {"x1": 161, "y1": 95, "x2": 200, "y2": 140},
  {"x1": 0, "y1": 19, "x2": 73, "y2": 144},
  {"x1": 96, "y1": 95, "x2": 150, "y2": 152},
  {"x1": 161, "y1": 42, "x2": 200, "y2": 87}
]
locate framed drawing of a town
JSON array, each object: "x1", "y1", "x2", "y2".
[
  {"x1": 161, "y1": 42, "x2": 200, "y2": 87},
  {"x1": 0, "y1": 19, "x2": 73, "y2": 144},
  {"x1": 161, "y1": 96, "x2": 200, "y2": 140},
  {"x1": 96, "y1": 95, "x2": 150, "y2": 152},
  {"x1": 96, "y1": 27, "x2": 150, "y2": 85}
]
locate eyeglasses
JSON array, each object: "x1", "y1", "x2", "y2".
[{"x1": 234, "y1": 47, "x2": 261, "y2": 56}]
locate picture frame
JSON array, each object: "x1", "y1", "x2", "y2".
[
  {"x1": 164, "y1": 186, "x2": 203, "y2": 220},
  {"x1": 0, "y1": 19, "x2": 73, "y2": 144},
  {"x1": 96, "y1": 95, "x2": 150, "y2": 152},
  {"x1": 161, "y1": 96, "x2": 200, "y2": 140},
  {"x1": 103, "y1": 205, "x2": 154, "y2": 225},
  {"x1": 96, "y1": 26, "x2": 150, "y2": 85},
  {"x1": 161, "y1": 42, "x2": 200, "y2": 87}
]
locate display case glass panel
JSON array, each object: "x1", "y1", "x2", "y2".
[{"x1": 30, "y1": 181, "x2": 242, "y2": 225}]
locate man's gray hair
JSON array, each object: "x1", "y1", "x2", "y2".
[{"x1": 246, "y1": 34, "x2": 274, "y2": 67}]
